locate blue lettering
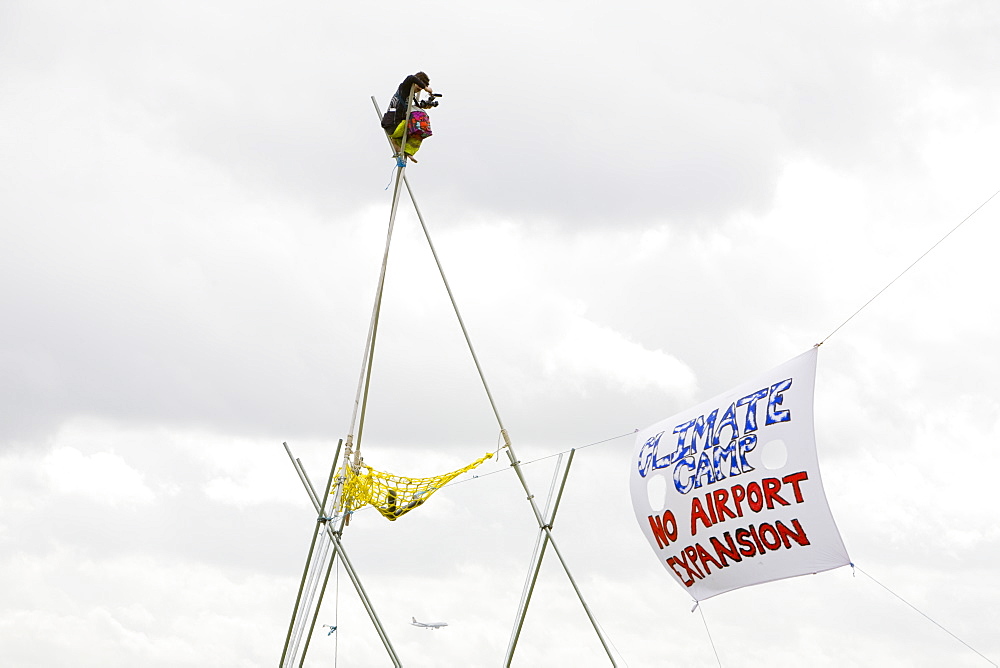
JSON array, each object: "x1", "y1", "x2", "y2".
[
  {"x1": 637, "y1": 431, "x2": 673, "y2": 477},
  {"x1": 637, "y1": 433, "x2": 658, "y2": 477},
  {"x1": 766, "y1": 379, "x2": 793, "y2": 425},
  {"x1": 738, "y1": 434, "x2": 758, "y2": 472},
  {"x1": 713, "y1": 403, "x2": 740, "y2": 446},
  {"x1": 737, "y1": 389, "x2": 769, "y2": 433},
  {"x1": 672, "y1": 419, "x2": 698, "y2": 461},
  {"x1": 691, "y1": 409, "x2": 718, "y2": 452},
  {"x1": 673, "y1": 456, "x2": 696, "y2": 494},
  {"x1": 712, "y1": 439, "x2": 742, "y2": 481},
  {"x1": 692, "y1": 451, "x2": 718, "y2": 490}
]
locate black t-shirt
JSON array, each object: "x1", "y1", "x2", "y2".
[{"x1": 382, "y1": 75, "x2": 425, "y2": 129}]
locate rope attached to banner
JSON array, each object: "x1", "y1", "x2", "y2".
[
  {"x1": 855, "y1": 565, "x2": 997, "y2": 667},
  {"x1": 696, "y1": 604, "x2": 724, "y2": 668},
  {"x1": 820, "y1": 187, "x2": 1000, "y2": 344}
]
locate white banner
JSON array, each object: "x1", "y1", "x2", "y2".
[{"x1": 630, "y1": 347, "x2": 850, "y2": 600}]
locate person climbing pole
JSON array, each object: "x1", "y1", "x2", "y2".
[{"x1": 380, "y1": 72, "x2": 436, "y2": 163}]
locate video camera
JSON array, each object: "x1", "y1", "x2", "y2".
[{"x1": 416, "y1": 93, "x2": 443, "y2": 109}]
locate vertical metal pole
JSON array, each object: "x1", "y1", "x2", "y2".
[
  {"x1": 280, "y1": 510, "x2": 326, "y2": 668},
  {"x1": 281, "y1": 441, "x2": 341, "y2": 667},
  {"x1": 398, "y1": 82, "x2": 415, "y2": 161},
  {"x1": 298, "y1": 550, "x2": 339, "y2": 668},
  {"x1": 296, "y1": 439, "x2": 345, "y2": 667},
  {"x1": 287, "y1": 536, "x2": 333, "y2": 663}
]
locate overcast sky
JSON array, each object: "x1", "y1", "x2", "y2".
[{"x1": 2, "y1": 0, "x2": 999, "y2": 666}]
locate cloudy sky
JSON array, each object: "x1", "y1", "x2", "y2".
[{"x1": 2, "y1": 0, "x2": 999, "y2": 666}]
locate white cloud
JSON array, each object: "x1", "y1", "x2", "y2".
[
  {"x1": 543, "y1": 310, "x2": 697, "y2": 397},
  {"x1": 44, "y1": 447, "x2": 154, "y2": 505},
  {"x1": 2, "y1": 1, "x2": 1000, "y2": 666}
]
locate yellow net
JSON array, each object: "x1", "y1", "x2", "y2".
[{"x1": 337, "y1": 453, "x2": 494, "y2": 521}]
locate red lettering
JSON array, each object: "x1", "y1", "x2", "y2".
[
  {"x1": 648, "y1": 511, "x2": 679, "y2": 548},
  {"x1": 762, "y1": 477, "x2": 790, "y2": 509},
  {"x1": 683, "y1": 546, "x2": 705, "y2": 578},
  {"x1": 666, "y1": 556, "x2": 696, "y2": 586},
  {"x1": 781, "y1": 471, "x2": 809, "y2": 503},
  {"x1": 731, "y1": 484, "x2": 746, "y2": 517},
  {"x1": 690, "y1": 497, "x2": 713, "y2": 535},
  {"x1": 709, "y1": 532, "x2": 742, "y2": 566},
  {"x1": 734, "y1": 528, "x2": 757, "y2": 557},
  {"x1": 706, "y1": 493, "x2": 718, "y2": 524},
  {"x1": 696, "y1": 543, "x2": 723, "y2": 575},
  {"x1": 758, "y1": 523, "x2": 783, "y2": 550},
  {"x1": 663, "y1": 511, "x2": 678, "y2": 541},
  {"x1": 776, "y1": 518, "x2": 811, "y2": 548},
  {"x1": 748, "y1": 523, "x2": 766, "y2": 553},
  {"x1": 713, "y1": 488, "x2": 737, "y2": 521},
  {"x1": 648, "y1": 515, "x2": 670, "y2": 549},
  {"x1": 747, "y1": 482, "x2": 764, "y2": 512}
]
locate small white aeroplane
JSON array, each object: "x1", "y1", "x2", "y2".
[{"x1": 410, "y1": 616, "x2": 448, "y2": 630}]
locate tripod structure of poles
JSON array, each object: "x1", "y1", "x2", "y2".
[{"x1": 278, "y1": 97, "x2": 618, "y2": 666}]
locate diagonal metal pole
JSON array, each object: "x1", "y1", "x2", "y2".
[
  {"x1": 292, "y1": 452, "x2": 401, "y2": 667},
  {"x1": 335, "y1": 94, "x2": 419, "y2": 536},
  {"x1": 504, "y1": 448, "x2": 616, "y2": 665},
  {"x1": 506, "y1": 450, "x2": 572, "y2": 664},
  {"x1": 282, "y1": 442, "x2": 402, "y2": 667},
  {"x1": 400, "y1": 173, "x2": 507, "y2": 428},
  {"x1": 295, "y1": 458, "x2": 398, "y2": 662},
  {"x1": 349, "y1": 158, "x2": 405, "y2": 452},
  {"x1": 352, "y1": 95, "x2": 425, "y2": 456},
  {"x1": 501, "y1": 437, "x2": 617, "y2": 666},
  {"x1": 396, "y1": 159, "x2": 617, "y2": 666},
  {"x1": 329, "y1": 534, "x2": 400, "y2": 663}
]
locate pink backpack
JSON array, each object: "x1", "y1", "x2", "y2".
[{"x1": 407, "y1": 111, "x2": 433, "y2": 139}]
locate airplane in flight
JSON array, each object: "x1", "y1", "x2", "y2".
[{"x1": 410, "y1": 617, "x2": 448, "y2": 630}]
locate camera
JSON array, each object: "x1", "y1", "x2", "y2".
[{"x1": 416, "y1": 93, "x2": 443, "y2": 109}]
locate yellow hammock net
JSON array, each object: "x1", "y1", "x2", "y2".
[{"x1": 337, "y1": 452, "x2": 494, "y2": 521}]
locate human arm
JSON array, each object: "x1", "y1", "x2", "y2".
[{"x1": 401, "y1": 74, "x2": 430, "y2": 93}]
